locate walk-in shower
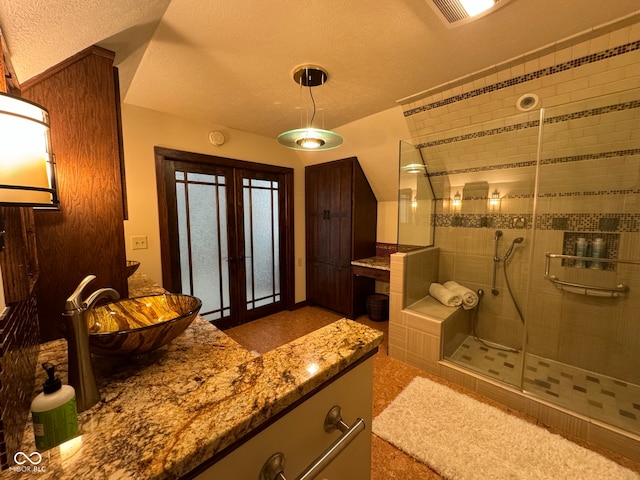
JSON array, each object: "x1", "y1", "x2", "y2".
[{"x1": 403, "y1": 87, "x2": 640, "y2": 438}]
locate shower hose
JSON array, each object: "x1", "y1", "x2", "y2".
[{"x1": 472, "y1": 255, "x2": 524, "y2": 353}]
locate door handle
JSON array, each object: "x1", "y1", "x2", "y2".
[{"x1": 259, "y1": 406, "x2": 365, "y2": 480}]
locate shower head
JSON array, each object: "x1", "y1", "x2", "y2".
[
  {"x1": 504, "y1": 237, "x2": 525, "y2": 260},
  {"x1": 494, "y1": 230, "x2": 503, "y2": 240}
]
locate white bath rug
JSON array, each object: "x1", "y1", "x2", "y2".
[{"x1": 372, "y1": 377, "x2": 639, "y2": 480}]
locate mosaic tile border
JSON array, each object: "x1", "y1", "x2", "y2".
[
  {"x1": 436, "y1": 213, "x2": 531, "y2": 230},
  {"x1": 545, "y1": 100, "x2": 640, "y2": 124},
  {"x1": 434, "y1": 212, "x2": 640, "y2": 233},
  {"x1": 416, "y1": 121, "x2": 539, "y2": 150},
  {"x1": 417, "y1": 99, "x2": 640, "y2": 152},
  {"x1": 0, "y1": 293, "x2": 40, "y2": 470},
  {"x1": 538, "y1": 213, "x2": 640, "y2": 233},
  {"x1": 404, "y1": 40, "x2": 640, "y2": 117},
  {"x1": 375, "y1": 242, "x2": 398, "y2": 257},
  {"x1": 428, "y1": 149, "x2": 640, "y2": 178}
]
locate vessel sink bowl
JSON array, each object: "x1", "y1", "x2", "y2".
[
  {"x1": 87, "y1": 294, "x2": 202, "y2": 357},
  {"x1": 125, "y1": 260, "x2": 141, "y2": 277}
]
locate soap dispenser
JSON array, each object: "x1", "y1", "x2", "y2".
[{"x1": 31, "y1": 363, "x2": 78, "y2": 450}]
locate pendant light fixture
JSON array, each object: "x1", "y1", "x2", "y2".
[{"x1": 277, "y1": 66, "x2": 343, "y2": 151}]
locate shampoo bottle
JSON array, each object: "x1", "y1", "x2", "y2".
[
  {"x1": 575, "y1": 237, "x2": 587, "y2": 268},
  {"x1": 31, "y1": 363, "x2": 78, "y2": 450},
  {"x1": 590, "y1": 238, "x2": 605, "y2": 270}
]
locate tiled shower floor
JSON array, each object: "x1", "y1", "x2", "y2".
[{"x1": 448, "y1": 335, "x2": 640, "y2": 436}]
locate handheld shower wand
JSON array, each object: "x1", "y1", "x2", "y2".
[
  {"x1": 491, "y1": 233, "x2": 524, "y2": 295},
  {"x1": 504, "y1": 237, "x2": 525, "y2": 260},
  {"x1": 491, "y1": 231, "x2": 503, "y2": 295}
]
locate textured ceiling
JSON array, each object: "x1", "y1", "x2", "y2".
[{"x1": 1, "y1": 0, "x2": 639, "y2": 141}]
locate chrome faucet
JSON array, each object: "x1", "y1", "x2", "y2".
[{"x1": 63, "y1": 274, "x2": 119, "y2": 412}]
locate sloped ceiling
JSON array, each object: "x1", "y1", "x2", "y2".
[{"x1": 0, "y1": 0, "x2": 638, "y2": 141}]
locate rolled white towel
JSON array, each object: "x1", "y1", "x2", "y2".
[
  {"x1": 444, "y1": 281, "x2": 478, "y2": 310},
  {"x1": 429, "y1": 283, "x2": 462, "y2": 307}
]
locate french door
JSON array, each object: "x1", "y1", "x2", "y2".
[{"x1": 155, "y1": 148, "x2": 294, "y2": 329}]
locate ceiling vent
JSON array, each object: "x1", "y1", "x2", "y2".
[{"x1": 428, "y1": 0, "x2": 512, "y2": 27}]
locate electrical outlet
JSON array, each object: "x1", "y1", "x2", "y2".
[{"x1": 132, "y1": 235, "x2": 148, "y2": 250}]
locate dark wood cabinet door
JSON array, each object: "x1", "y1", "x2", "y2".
[
  {"x1": 307, "y1": 159, "x2": 352, "y2": 267},
  {"x1": 305, "y1": 158, "x2": 376, "y2": 318},
  {"x1": 311, "y1": 263, "x2": 351, "y2": 314}
]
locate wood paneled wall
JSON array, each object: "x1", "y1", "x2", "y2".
[{"x1": 21, "y1": 46, "x2": 128, "y2": 341}]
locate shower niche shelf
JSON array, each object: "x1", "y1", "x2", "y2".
[{"x1": 561, "y1": 232, "x2": 619, "y2": 271}]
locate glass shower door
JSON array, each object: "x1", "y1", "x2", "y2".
[{"x1": 525, "y1": 87, "x2": 640, "y2": 435}]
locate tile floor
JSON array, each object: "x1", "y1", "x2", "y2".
[
  {"x1": 448, "y1": 335, "x2": 640, "y2": 436},
  {"x1": 225, "y1": 307, "x2": 640, "y2": 479}
]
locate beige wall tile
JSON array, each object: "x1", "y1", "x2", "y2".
[
  {"x1": 588, "y1": 422, "x2": 640, "y2": 464},
  {"x1": 392, "y1": 20, "x2": 640, "y2": 448}
]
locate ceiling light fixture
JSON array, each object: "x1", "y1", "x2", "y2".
[
  {"x1": 428, "y1": 0, "x2": 510, "y2": 27},
  {"x1": 277, "y1": 66, "x2": 343, "y2": 151},
  {"x1": 402, "y1": 163, "x2": 426, "y2": 174},
  {"x1": 459, "y1": 0, "x2": 495, "y2": 17}
]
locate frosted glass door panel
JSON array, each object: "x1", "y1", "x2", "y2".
[
  {"x1": 243, "y1": 178, "x2": 281, "y2": 310},
  {"x1": 176, "y1": 171, "x2": 230, "y2": 321}
]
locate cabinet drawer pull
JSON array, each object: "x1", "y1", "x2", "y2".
[{"x1": 259, "y1": 406, "x2": 365, "y2": 480}]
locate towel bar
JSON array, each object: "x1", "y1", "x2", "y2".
[
  {"x1": 544, "y1": 253, "x2": 640, "y2": 297},
  {"x1": 259, "y1": 406, "x2": 365, "y2": 480},
  {"x1": 545, "y1": 275, "x2": 629, "y2": 297}
]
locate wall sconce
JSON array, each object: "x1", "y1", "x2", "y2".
[
  {"x1": 0, "y1": 92, "x2": 59, "y2": 208},
  {"x1": 452, "y1": 191, "x2": 462, "y2": 210},
  {"x1": 489, "y1": 190, "x2": 501, "y2": 210}
]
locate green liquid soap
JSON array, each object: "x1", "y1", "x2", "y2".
[{"x1": 31, "y1": 362, "x2": 78, "y2": 451}]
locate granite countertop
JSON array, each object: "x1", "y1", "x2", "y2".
[
  {"x1": 351, "y1": 256, "x2": 391, "y2": 271},
  {"x1": 8, "y1": 273, "x2": 383, "y2": 480}
]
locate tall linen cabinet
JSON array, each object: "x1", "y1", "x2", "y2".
[
  {"x1": 305, "y1": 157, "x2": 377, "y2": 318},
  {"x1": 20, "y1": 46, "x2": 128, "y2": 341}
]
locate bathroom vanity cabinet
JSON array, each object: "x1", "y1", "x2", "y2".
[
  {"x1": 193, "y1": 357, "x2": 373, "y2": 480},
  {"x1": 6, "y1": 273, "x2": 383, "y2": 480},
  {"x1": 305, "y1": 158, "x2": 377, "y2": 318}
]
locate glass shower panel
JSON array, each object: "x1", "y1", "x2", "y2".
[
  {"x1": 175, "y1": 171, "x2": 230, "y2": 321},
  {"x1": 243, "y1": 178, "x2": 281, "y2": 310},
  {"x1": 398, "y1": 140, "x2": 436, "y2": 249},
  {"x1": 422, "y1": 111, "x2": 541, "y2": 389},
  {"x1": 526, "y1": 87, "x2": 640, "y2": 435}
]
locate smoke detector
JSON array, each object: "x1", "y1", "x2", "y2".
[
  {"x1": 427, "y1": 0, "x2": 512, "y2": 27},
  {"x1": 208, "y1": 131, "x2": 225, "y2": 146}
]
